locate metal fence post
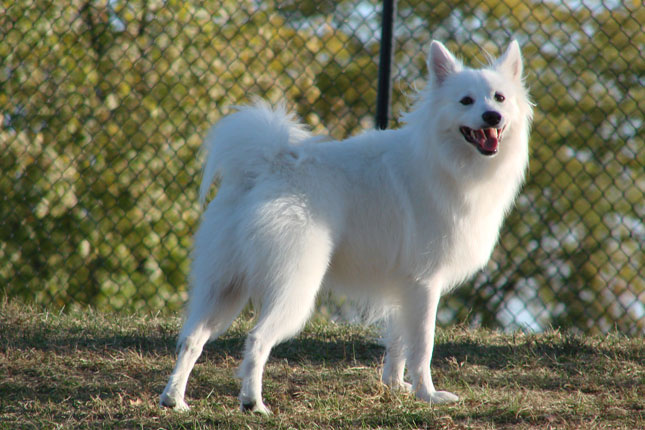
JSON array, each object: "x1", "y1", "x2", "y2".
[{"x1": 375, "y1": 0, "x2": 396, "y2": 130}]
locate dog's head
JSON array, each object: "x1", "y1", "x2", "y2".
[
  {"x1": 406, "y1": 40, "x2": 532, "y2": 165},
  {"x1": 431, "y1": 40, "x2": 528, "y2": 157}
]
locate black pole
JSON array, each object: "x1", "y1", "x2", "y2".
[{"x1": 375, "y1": 0, "x2": 396, "y2": 130}]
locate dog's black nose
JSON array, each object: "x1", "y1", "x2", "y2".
[{"x1": 482, "y1": 111, "x2": 502, "y2": 126}]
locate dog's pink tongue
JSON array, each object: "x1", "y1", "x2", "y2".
[{"x1": 481, "y1": 128, "x2": 499, "y2": 152}]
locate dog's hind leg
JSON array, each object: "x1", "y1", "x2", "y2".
[
  {"x1": 160, "y1": 321, "x2": 211, "y2": 411},
  {"x1": 160, "y1": 274, "x2": 249, "y2": 411},
  {"x1": 236, "y1": 225, "x2": 332, "y2": 414}
]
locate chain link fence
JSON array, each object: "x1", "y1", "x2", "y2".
[{"x1": 1, "y1": 0, "x2": 643, "y2": 334}]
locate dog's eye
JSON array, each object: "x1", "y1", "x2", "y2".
[
  {"x1": 460, "y1": 96, "x2": 474, "y2": 105},
  {"x1": 494, "y1": 92, "x2": 505, "y2": 102}
]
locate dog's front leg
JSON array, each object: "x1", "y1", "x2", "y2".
[
  {"x1": 403, "y1": 280, "x2": 459, "y2": 404},
  {"x1": 382, "y1": 311, "x2": 411, "y2": 392}
]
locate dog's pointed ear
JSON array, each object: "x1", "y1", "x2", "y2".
[
  {"x1": 429, "y1": 41, "x2": 461, "y2": 85},
  {"x1": 495, "y1": 40, "x2": 523, "y2": 82}
]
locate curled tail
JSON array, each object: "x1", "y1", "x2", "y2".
[{"x1": 199, "y1": 101, "x2": 311, "y2": 204}]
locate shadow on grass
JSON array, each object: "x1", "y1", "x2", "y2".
[
  {"x1": 451, "y1": 336, "x2": 638, "y2": 364},
  {"x1": 5, "y1": 312, "x2": 642, "y2": 369},
  {"x1": 2, "y1": 313, "x2": 385, "y2": 366}
]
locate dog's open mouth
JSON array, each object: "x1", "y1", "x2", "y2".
[{"x1": 460, "y1": 126, "x2": 505, "y2": 156}]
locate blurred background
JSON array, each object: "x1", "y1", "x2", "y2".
[{"x1": 1, "y1": 0, "x2": 643, "y2": 334}]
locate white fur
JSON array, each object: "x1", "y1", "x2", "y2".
[{"x1": 160, "y1": 40, "x2": 532, "y2": 413}]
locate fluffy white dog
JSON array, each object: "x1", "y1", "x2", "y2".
[{"x1": 161, "y1": 40, "x2": 532, "y2": 414}]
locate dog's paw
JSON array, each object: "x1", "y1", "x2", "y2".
[
  {"x1": 415, "y1": 387, "x2": 459, "y2": 404},
  {"x1": 428, "y1": 390, "x2": 459, "y2": 404},
  {"x1": 240, "y1": 399, "x2": 272, "y2": 415},
  {"x1": 160, "y1": 394, "x2": 190, "y2": 411}
]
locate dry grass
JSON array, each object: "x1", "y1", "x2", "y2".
[{"x1": 1, "y1": 299, "x2": 643, "y2": 429}]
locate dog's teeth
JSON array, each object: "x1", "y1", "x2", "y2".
[{"x1": 490, "y1": 129, "x2": 498, "y2": 138}]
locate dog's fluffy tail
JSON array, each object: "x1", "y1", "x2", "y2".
[{"x1": 199, "y1": 101, "x2": 311, "y2": 204}]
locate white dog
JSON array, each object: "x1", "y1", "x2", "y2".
[{"x1": 161, "y1": 40, "x2": 532, "y2": 414}]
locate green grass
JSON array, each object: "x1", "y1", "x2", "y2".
[{"x1": 1, "y1": 299, "x2": 643, "y2": 429}]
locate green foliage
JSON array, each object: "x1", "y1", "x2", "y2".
[
  {"x1": 0, "y1": 0, "x2": 642, "y2": 333},
  {"x1": 0, "y1": 0, "x2": 379, "y2": 312}
]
